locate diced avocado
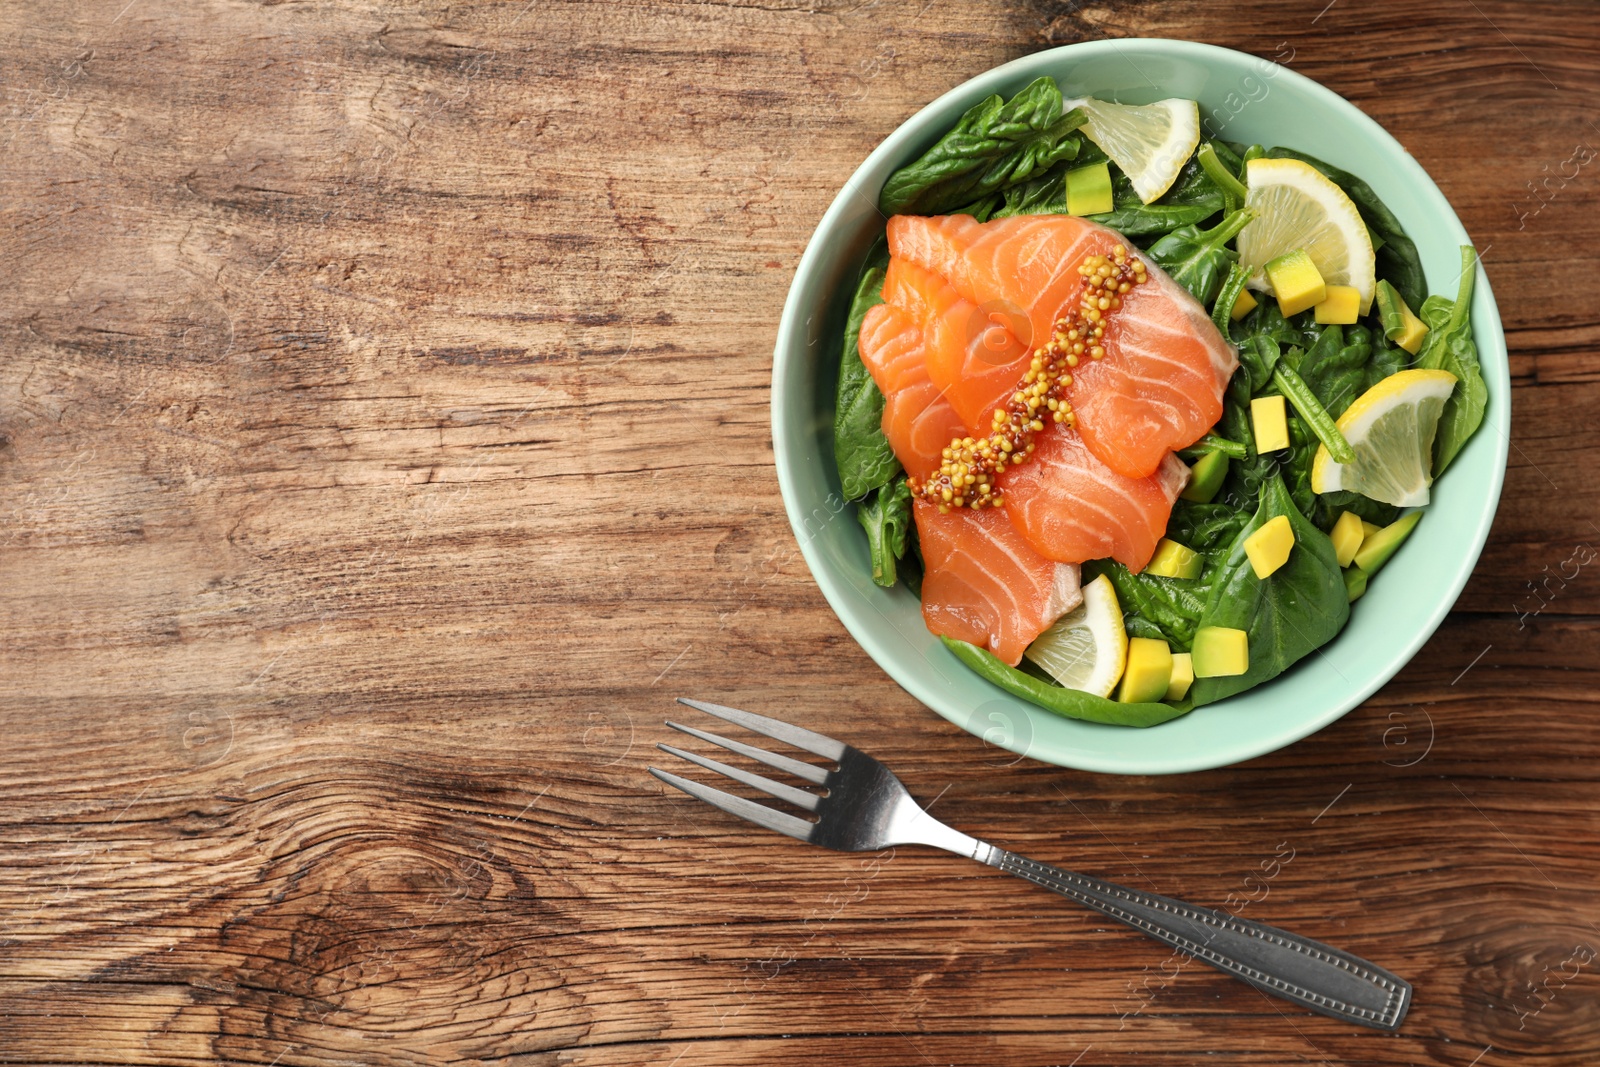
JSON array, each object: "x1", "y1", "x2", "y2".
[
  {"x1": 1117, "y1": 637, "x2": 1173, "y2": 704},
  {"x1": 1243, "y1": 514, "x2": 1295, "y2": 579},
  {"x1": 1165, "y1": 652, "x2": 1195, "y2": 701},
  {"x1": 1353, "y1": 511, "x2": 1422, "y2": 575},
  {"x1": 1192, "y1": 626, "x2": 1249, "y2": 678},
  {"x1": 1181, "y1": 450, "x2": 1229, "y2": 503},
  {"x1": 1065, "y1": 162, "x2": 1114, "y2": 216},
  {"x1": 1393, "y1": 301, "x2": 1429, "y2": 354},
  {"x1": 1250, "y1": 394, "x2": 1290, "y2": 452},
  {"x1": 1313, "y1": 285, "x2": 1361, "y2": 325},
  {"x1": 1146, "y1": 538, "x2": 1204, "y2": 579},
  {"x1": 1377, "y1": 280, "x2": 1430, "y2": 354},
  {"x1": 1361, "y1": 519, "x2": 1382, "y2": 541},
  {"x1": 1343, "y1": 565, "x2": 1368, "y2": 603},
  {"x1": 1330, "y1": 510, "x2": 1365, "y2": 568},
  {"x1": 1264, "y1": 248, "x2": 1326, "y2": 317},
  {"x1": 1230, "y1": 288, "x2": 1259, "y2": 321}
]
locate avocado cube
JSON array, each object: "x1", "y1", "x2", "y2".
[
  {"x1": 1192, "y1": 626, "x2": 1249, "y2": 678},
  {"x1": 1065, "y1": 162, "x2": 1114, "y2": 216},
  {"x1": 1343, "y1": 565, "x2": 1368, "y2": 603},
  {"x1": 1250, "y1": 394, "x2": 1289, "y2": 452},
  {"x1": 1181, "y1": 450, "x2": 1229, "y2": 503},
  {"x1": 1330, "y1": 510, "x2": 1365, "y2": 568},
  {"x1": 1243, "y1": 514, "x2": 1295, "y2": 579},
  {"x1": 1393, "y1": 301, "x2": 1429, "y2": 354},
  {"x1": 1165, "y1": 652, "x2": 1195, "y2": 701},
  {"x1": 1230, "y1": 288, "x2": 1259, "y2": 321},
  {"x1": 1117, "y1": 637, "x2": 1173, "y2": 704},
  {"x1": 1313, "y1": 285, "x2": 1361, "y2": 324},
  {"x1": 1353, "y1": 512, "x2": 1422, "y2": 575},
  {"x1": 1264, "y1": 248, "x2": 1326, "y2": 317},
  {"x1": 1145, "y1": 538, "x2": 1204, "y2": 579}
]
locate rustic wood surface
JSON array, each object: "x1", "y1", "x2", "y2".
[{"x1": 2, "y1": 0, "x2": 1597, "y2": 1063}]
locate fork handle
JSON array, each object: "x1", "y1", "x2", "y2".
[{"x1": 978, "y1": 846, "x2": 1410, "y2": 1030}]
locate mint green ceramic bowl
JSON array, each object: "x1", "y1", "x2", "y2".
[{"x1": 771, "y1": 39, "x2": 1508, "y2": 774}]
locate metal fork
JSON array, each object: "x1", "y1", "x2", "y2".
[{"x1": 651, "y1": 698, "x2": 1411, "y2": 1031}]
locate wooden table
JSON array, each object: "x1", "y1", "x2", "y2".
[{"x1": 2, "y1": 1, "x2": 1596, "y2": 1063}]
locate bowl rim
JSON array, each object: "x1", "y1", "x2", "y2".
[{"x1": 771, "y1": 37, "x2": 1509, "y2": 774}]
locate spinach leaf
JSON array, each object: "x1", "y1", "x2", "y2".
[
  {"x1": 1415, "y1": 246, "x2": 1487, "y2": 475},
  {"x1": 1189, "y1": 476, "x2": 1350, "y2": 706},
  {"x1": 1364, "y1": 332, "x2": 1407, "y2": 391},
  {"x1": 857, "y1": 478, "x2": 912, "y2": 588},
  {"x1": 943, "y1": 637, "x2": 1193, "y2": 727},
  {"x1": 1167, "y1": 499, "x2": 1252, "y2": 554},
  {"x1": 990, "y1": 159, "x2": 1073, "y2": 218},
  {"x1": 1088, "y1": 152, "x2": 1225, "y2": 237},
  {"x1": 1236, "y1": 332, "x2": 1282, "y2": 392},
  {"x1": 1264, "y1": 147, "x2": 1427, "y2": 310},
  {"x1": 880, "y1": 77, "x2": 1086, "y2": 216},
  {"x1": 1147, "y1": 208, "x2": 1254, "y2": 305},
  {"x1": 833, "y1": 253, "x2": 900, "y2": 500},
  {"x1": 1294, "y1": 323, "x2": 1369, "y2": 419},
  {"x1": 1084, "y1": 559, "x2": 1207, "y2": 652}
]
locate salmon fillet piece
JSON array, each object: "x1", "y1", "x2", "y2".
[
  {"x1": 856, "y1": 301, "x2": 970, "y2": 481},
  {"x1": 915, "y1": 498, "x2": 1082, "y2": 666},
  {"x1": 887, "y1": 213, "x2": 1236, "y2": 478},
  {"x1": 878, "y1": 256, "x2": 1032, "y2": 435},
  {"x1": 999, "y1": 427, "x2": 1191, "y2": 571}
]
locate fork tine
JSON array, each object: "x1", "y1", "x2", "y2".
[
  {"x1": 675, "y1": 698, "x2": 847, "y2": 761},
  {"x1": 664, "y1": 720, "x2": 829, "y2": 785},
  {"x1": 656, "y1": 742, "x2": 820, "y2": 812},
  {"x1": 649, "y1": 766, "x2": 816, "y2": 842}
]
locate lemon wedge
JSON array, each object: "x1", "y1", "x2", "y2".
[
  {"x1": 1064, "y1": 96, "x2": 1200, "y2": 204},
  {"x1": 1310, "y1": 369, "x2": 1458, "y2": 506},
  {"x1": 1024, "y1": 573, "x2": 1127, "y2": 697},
  {"x1": 1238, "y1": 157, "x2": 1377, "y2": 314}
]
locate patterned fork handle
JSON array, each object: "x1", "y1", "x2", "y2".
[{"x1": 980, "y1": 845, "x2": 1410, "y2": 1030}]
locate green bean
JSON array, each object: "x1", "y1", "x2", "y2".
[
  {"x1": 1211, "y1": 262, "x2": 1252, "y2": 335},
  {"x1": 1272, "y1": 363, "x2": 1357, "y2": 463}
]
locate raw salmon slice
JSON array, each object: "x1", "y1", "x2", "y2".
[
  {"x1": 999, "y1": 427, "x2": 1190, "y2": 571},
  {"x1": 878, "y1": 257, "x2": 1032, "y2": 435},
  {"x1": 915, "y1": 497, "x2": 1081, "y2": 666},
  {"x1": 856, "y1": 302, "x2": 970, "y2": 481},
  {"x1": 1069, "y1": 260, "x2": 1237, "y2": 479},
  {"x1": 888, "y1": 214, "x2": 1236, "y2": 479}
]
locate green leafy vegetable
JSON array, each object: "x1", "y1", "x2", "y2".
[
  {"x1": 1415, "y1": 245, "x2": 1487, "y2": 475},
  {"x1": 1085, "y1": 152, "x2": 1226, "y2": 237},
  {"x1": 1166, "y1": 499, "x2": 1252, "y2": 554},
  {"x1": 1147, "y1": 209, "x2": 1255, "y2": 305},
  {"x1": 880, "y1": 77, "x2": 1086, "y2": 216},
  {"x1": 1290, "y1": 323, "x2": 1364, "y2": 418},
  {"x1": 833, "y1": 256, "x2": 900, "y2": 500},
  {"x1": 1264, "y1": 147, "x2": 1426, "y2": 310},
  {"x1": 857, "y1": 478, "x2": 912, "y2": 588},
  {"x1": 1189, "y1": 477, "x2": 1350, "y2": 706},
  {"x1": 943, "y1": 637, "x2": 1193, "y2": 727},
  {"x1": 1084, "y1": 559, "x2": 1207, "y2": 651}
]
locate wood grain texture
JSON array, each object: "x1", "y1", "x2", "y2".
[{"x1": 1, "y1": 0, "x2": 1598, "y2": 1063}]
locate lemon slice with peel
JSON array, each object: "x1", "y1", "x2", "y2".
[
  {"x1": 1064, "y1": 97, "x2": 1200, "y2": 204},
  {"x1": 1311, "y1": 369, "x2": 1458, "y2": 507},
  {"x1": 1238, "y1": 157, "x2": 1377, "y2": 313},
  {"x1": 1024, "y1": 573, "x2": 1127, "y2": 697}
]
